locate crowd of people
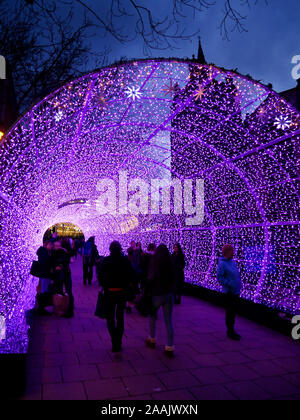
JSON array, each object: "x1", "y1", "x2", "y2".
[
  {"x1": 36, "y1": 235, "x2": 78, "y2": 318},
  {"x1": 97, "y1": 241, "x2": 186, "y2": 356},
  {"x1": 35, "y1": 234, "x2": 242, "y2": 358}
]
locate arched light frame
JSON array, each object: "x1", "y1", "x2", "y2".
[{"x1": 0, "y1": 59, "x2": 299, "y2": 353}]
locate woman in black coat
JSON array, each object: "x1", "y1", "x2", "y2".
[
  {"x1": 51, "y1": 240, "x2": 74, "y2": 318},
  {"x1": 98, "y1": 241, "x2": 135, "y2": 353},
  {"x1": 171, "y1": 243, "x2": 186, "y2": 304}
]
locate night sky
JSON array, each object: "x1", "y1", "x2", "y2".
[{"x1": 84, "y1": 0, "x2": 300, "y2": 93}]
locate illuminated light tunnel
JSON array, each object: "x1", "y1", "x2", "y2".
[
  {"x1": 43, "y1": 222, "x2": 85, "y2": 241},
  {"x1": 0, "y1": 59, "x2": 299, "y2": 354}
]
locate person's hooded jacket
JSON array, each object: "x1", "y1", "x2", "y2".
[{"x1": 217, "y1": 256, "x2": 242, "y2": 296}]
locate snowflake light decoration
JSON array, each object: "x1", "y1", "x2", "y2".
[
  {"x1": 162, "y1": 80, "x2": 179, "y2": 96},
  {"x1": 274, "y1": 115, "x2": 292, "y2": 130},
  {"x1": 54, "y1": 110, "x2": 63, "y2": 122},
  {"x1": 0, "y1": 59, "x2": 299, "y2": 356},
  {"x1": 194, "y1": 85, "x2": 206, "y2": 101},
  {"x1": 125, "y1": 85, "x2": 142, "y2": 101}
]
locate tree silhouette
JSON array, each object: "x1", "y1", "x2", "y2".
[
  {"x1": 0, "y1": 0, "x2": 267, "y2": 114},
  {"x1": 0, "y1": 0, "x2": 107, "y2": 112}
]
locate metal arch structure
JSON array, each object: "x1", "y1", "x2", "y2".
[{"x1": 0, "y1": 59, "x2": 299, "y2": 354}]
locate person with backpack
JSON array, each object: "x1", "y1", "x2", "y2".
[{"x1": 83, "y1": 236, "x2": 99, "y2": 285}]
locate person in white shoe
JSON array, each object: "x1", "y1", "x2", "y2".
[{"x1": 145, "y1": 244, "x2": 175, "y2": 357}]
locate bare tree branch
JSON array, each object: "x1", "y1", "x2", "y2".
[
  {"x1": 219, "y1": 0, "x2": 269, "y2": 40},
  {"x1": 0, "y1": 0, "x2": 107, "y2": 112},
  {"x1": 0, "y1": 0, "x2": 267, "y2": 114}
]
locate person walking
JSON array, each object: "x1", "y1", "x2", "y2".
[
  {"x1": 78, "y1": 238, "x2": 84, "y2": 256},
  {"x1": 141, "y1": 243, "x2": 156, "y2": 292},
  {"x1": 98, "y1": 241, "x2": 135, "y2": 352},
  {"x1": 50, "y1": 231, "x2": 59, "y2": 244},
  {"x1": 217, "y1": 244, "x2": 242, "y2": 341},
  {"x1": 127, "y1": 241, "x2": 136, "y2": 256},
  {"x1": 171, "y1": 243, "x2": 186, "y2": 304},
  {"x1": 83, "y1": 236, "x2": 99, "y2": 285},
  {"x1": 74, "y1": 238, "x2": 80, "y2": 260},
  {"x1": 134, "y1": 242, "x2": 144, "y2": 289},
  {"x1": 52, "y1": 240, "x2": 74, "y2": 317},
  {"x1": 145, "y1": 244, "x2": 175, "y2": 357},
  {"x1": 126, "y1": 241, "x2": 138, "y2": 313},
  {"x1": 61, "y1": 237, "x2": 75, "y2": 317},
  {"x1": 36, "y1": 240, "x2": 53, "y2": 315}
]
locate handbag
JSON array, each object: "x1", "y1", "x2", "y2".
[
  {"x1": 53, "y1": 294, "x2": 70, "y2": 317},
  {"x1": 30, "y1": 260, "x2": 41, "y2": 277},
  {"x1": 95, "y1": 290, "x2": 108, "y2": 319}
]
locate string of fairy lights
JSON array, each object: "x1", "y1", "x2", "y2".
[{"x1": 0, "y1": 59, "x2": 299, "y2": 354}]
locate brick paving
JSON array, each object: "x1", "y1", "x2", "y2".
[{"x1": 22, "y1": 259, "x2": 300, "y2": 400}]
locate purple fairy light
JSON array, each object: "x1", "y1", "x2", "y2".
[{"x1": 0, "y1": 59, "x2": 299, "y2": 354}]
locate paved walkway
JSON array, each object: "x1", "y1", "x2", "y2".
[{"x1": 23, "y1": 258, "x2": 300, "y2": 400}]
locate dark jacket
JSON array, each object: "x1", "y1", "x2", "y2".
[
  {"x1": 142, "y1": 252, "x2": 154, "y2": 280},
  {"x1": 127, "y1": 247, "x2": 142, "y2": 272},
  {"x1": 83, "y1": 241, "x2": 99, "y2": 266},
  {"x1": 52, "y1": 248, "x2": 71, "y2": 275},
  {"x1": 171, "y1": 253, "x2": 186, "y2": 286},
  {"x1": 99, "y1": 255, "x2": 134, "y2": 292},
  {"x1": 147, "y1": 258, "x2": 175, "y2": 297},
  {"x1": 37, "y1": 246, "x2": 52, "y2": 278}
]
